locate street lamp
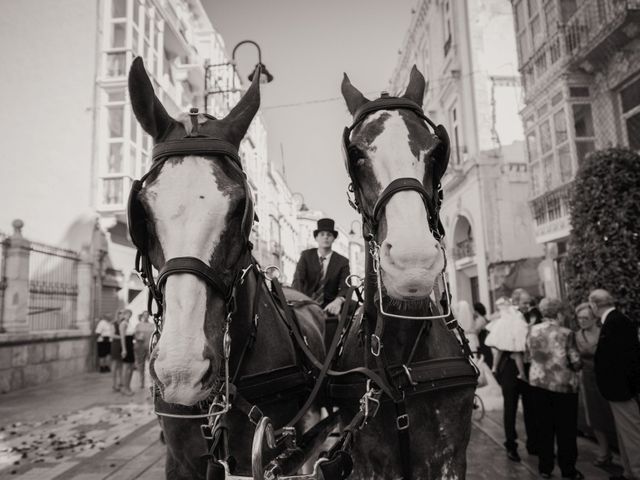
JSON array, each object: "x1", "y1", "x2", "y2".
[
  {"x1": 349, "y1": 220, "x2": 362, "y2": 236},
  {"x1": 204, "y1": 40, "x2": 273, "y2": 113},
  {"x1": 232, "y1": 40, "x2": 274, "y2": 84}
]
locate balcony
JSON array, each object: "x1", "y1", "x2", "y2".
[
  {"x1": 452, "y1": 239, "x2": 475, "y2": 261},
  {"x1": 529, "y1": 182, "x2": 573, "y2": 244},
  {"x1": 520, "y1": 32, "x2": 568, "y2": 101},
  {"x1": 564, "y1": 0, "x2": 640, "y2": 67}
]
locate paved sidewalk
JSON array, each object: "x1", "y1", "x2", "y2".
[
  {"x1": 1, "y1": 372, "x2": 625, "y2": 479},
  {"x1": 0, "y1": 371, "x2": 158, "y2": 480}
]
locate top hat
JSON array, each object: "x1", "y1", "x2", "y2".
[{"x1": 313, "y1": 218, "x2": 338, "y2": 238}]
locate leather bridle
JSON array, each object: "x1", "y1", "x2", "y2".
[
  {"x1": 127, "y1": 108, "x2": 256, "y2": 418},
  {"x1": 342, "y1": 94, "x2": 451, "y2": 320}
]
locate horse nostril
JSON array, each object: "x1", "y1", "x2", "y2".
[
  {"x1": 408, "y1": 288, "x2": 418, "y2": 293},
  {"x1": 381, "y1": 242, "x2": 393, "y2": 264}
]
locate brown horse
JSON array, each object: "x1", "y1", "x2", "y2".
[
  {"x1": 127, "y1": 58, "x2": 326, "y2": 479},
  {"x1": 331, "y1": 66, "x2": 477, "y2": 479}
]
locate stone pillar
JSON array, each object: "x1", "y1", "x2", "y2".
[
  {"x1": 1, "y1": 220, "x2": 31, "y2": 333},
  {"x1": 75, "y1": 245, "x2": 93, "y2": 333}
]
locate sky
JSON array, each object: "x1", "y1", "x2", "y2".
[{"x1": 203, "y1": 0, "x2": 415, "y2": 231}]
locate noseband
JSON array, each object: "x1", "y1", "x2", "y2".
[
  {"x1": 127, "y1": 108, "x2": 256, "y2": 417},
  {"x1": 342, "y1": 94, "x2": 451, "y2": 320}
]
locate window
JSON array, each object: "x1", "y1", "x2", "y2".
[
  {"x1": 107, "y1": 143, "x2": 124, "y2": 173},
  {"x1": 102, "y1": 178, "x2": 124, "y2": 205},
  {"x1": 543, "y1": 153, "x2": 555, "y2": 189},
  {"x1": 107, "y1": 106, "x2": 124, "y2": 138},
  {"x1": 544, "y1": 1, "x2": 558, "y2": 36},
  {"x1": 105, "y1": 52, "x2": 127, "y2": 77},
  {"x1": 540, "y1": 120, "x2": 553, "y2": 154},
  {"x1": 528, "y1": 0, "x2": 544, "y2": 50},
  {"x1": 444, "y1": 0, "x2": 453, "y2": 57},
  {"x1": 553, "y1": 109, "x2": 568, "y2": 144},
  {"x1": 558, "y1": 144, "x2": 573, "y2": 183},
  {"x1": 572, "y1": 103, "x2": 595, "y2": 164},
  {"x1": 450, "y1": 105, "x2": 462, "y2": 164},
  {"x1": 110, "y1": 22, "x2": 127, "y2": 48},
  {"x1": 537, "y1": 103, "x2": 548, "y2": 118},
  {"x1": 533, "y1": 200, "x2": 546, "y2": 224},
  {"x1": 111, "y1": 0, "x2": 127, "y2": 18},
  {"x1": 572, "y1": 104, "x2": 594, "y2": 137},
  {"x1": 515, "y1": 0, "x2": 531, "y2": 61},
  {"x1": 548, "y1": 197, "x2": 561, "y2": 221},
  {"x1": 531, "y1": 162, "x2": 541, "y2": 196},
  {"x1": 515, "y1": 1, "x2": 526, "y2": 31},
  {"x1": 620, "y1": 77, "x2": 640, "y2": 150},
  {"x1": 526, "y1": 129, "x2": 539, "y2": 163},
  {"x1": 569, "y1": 86, "x2": 590, "y2": 98}
]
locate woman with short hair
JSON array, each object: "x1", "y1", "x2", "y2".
[
  {"x1": 527, "y1": 297, "x2": 583, "y2": 479},
  {"x1": 574, "y1": 302, "x2": 615, "y2": 467}
]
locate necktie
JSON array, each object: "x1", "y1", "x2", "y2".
[{"x1": 311, "y1": 256, "x2": 326, "y2": 304}]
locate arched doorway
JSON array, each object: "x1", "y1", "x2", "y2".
[{"x1": 451, "y1": 216, "x2": 480, "y2": 306}]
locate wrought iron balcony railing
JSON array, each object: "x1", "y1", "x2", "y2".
[
  {"x1": 564, "y1": 0, "x2": 640, "y2": 64},
  {"x1": 452, "y1": 239, "x2": 475, "y2": 260}
]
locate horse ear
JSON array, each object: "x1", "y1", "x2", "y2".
[
  {"x1": 128, "y1": 57, "x2": 173, "y2": 140},
  {"x1": 402, "y1": 65, "x2": 426, "y2": 105},
  {"x1": 219, "y1": 65, "x2": 261, "y2": 147},
  {"x1": 341, "y1": 73, "x2": 369, "y2": 116}
]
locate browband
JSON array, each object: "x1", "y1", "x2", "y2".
[
  {"x1": 350, "y1": 96, "x2": 436, "y2": 132},
  {"x1": 152, "y1": 138, "x2": 242, "y2": 165}
]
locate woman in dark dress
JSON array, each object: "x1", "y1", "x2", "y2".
[{"x1": 574, "y1": 302, "x2": 616, "y2": 466}]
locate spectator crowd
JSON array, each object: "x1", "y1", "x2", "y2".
[
  {"x1": 459, "y1": 288, "x2": 640, "y2": 480},
  {"x1": 94, "y1": 309, "x2": 155, "y2": 396}
]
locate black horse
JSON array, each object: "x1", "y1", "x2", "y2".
[
  {"x1": 127, "y1": 58, "x2": 326, "y2": 479},
  {"x1": 328, "y1": 66, "x2": 477, "y2": 479}
]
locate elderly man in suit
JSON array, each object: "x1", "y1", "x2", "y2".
[
  {"x1": 292, "y1": 218, "x2": 350, "y2": 316},
  {"x1": 590, "y1": 289, "x2": 640, "y2": 480}
]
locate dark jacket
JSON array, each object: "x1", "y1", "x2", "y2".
[
  {"x1": 524, "y1": 307, "x2": 542, "y2": 326},
  {"x1": 292, "y1": 248, "x2": 350, "y2": 308},
  {"x1": 594, "y1": 309, "x2": 640, "y2": 401}
]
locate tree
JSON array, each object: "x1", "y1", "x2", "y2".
[{"x1": 565, "y1": 148, "x2": 640, "y2": 321}]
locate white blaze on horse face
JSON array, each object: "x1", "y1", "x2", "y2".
[
  {"x1": 146, "y1": 156, "x2": 229, "y2": 405},
  {"x1": 366, "y1": 111, "x2": 444, "y2": 299}
]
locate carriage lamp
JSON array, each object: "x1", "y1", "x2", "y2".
[
  {"x1": 349, "y1": 220, "x2": 362, "y2": 236},
  {"x1": 232, "y1": 40, "x2": 274, "y2": 84}
]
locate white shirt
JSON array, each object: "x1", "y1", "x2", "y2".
[
  {"x1": 601, "y1": 307, "x2": 615, "y2": 325},
  {"x1": 317, "y1": 251, "x2": 333, "y2": 279},
  {"x1": 95, "y1": 319, "x2": 114, "y2": 339}
]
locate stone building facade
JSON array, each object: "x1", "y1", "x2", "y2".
[{"x1": 510, "y1": 0, "x2": 640, "y2": 298}]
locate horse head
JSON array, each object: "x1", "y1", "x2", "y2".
[
  {"x1": 341, "y1": 66, "x2": 450, "y2": 304},
  {"x1": 127, "y1": 57, "x2": 259, "y2": 406}
]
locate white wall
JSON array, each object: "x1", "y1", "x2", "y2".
[{"x1": 0, "y1": 0, "x2": 98, "y2": 243}]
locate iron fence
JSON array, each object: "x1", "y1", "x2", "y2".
[{"x1": 27, "y1": 241, "x2": 80, "y2": 331}]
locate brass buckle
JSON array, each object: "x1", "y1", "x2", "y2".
[
  {"x1": 370, "y1": 334, "x2": 382, "y2": 357},
  {"x1": 402, "y1": 365, "x2": 418, "y2": 387},
  {"x1": 360, "y1": 380, "x2": 381, "y2": 420},
  {"x1": 396, "y1": 413, "x2": 410, "y2": 430}
]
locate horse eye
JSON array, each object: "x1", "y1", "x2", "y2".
[{"x1": 348, "y1": 146, "x2": 366, "y2": 166}]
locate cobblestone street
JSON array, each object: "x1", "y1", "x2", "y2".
[{"x1": 0, "y1": 373, "x2": 624, "y2": 479}]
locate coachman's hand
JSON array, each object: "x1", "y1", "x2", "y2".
[{"x1": 324, "y1": 298, "x2": 343, "y2": 316}]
